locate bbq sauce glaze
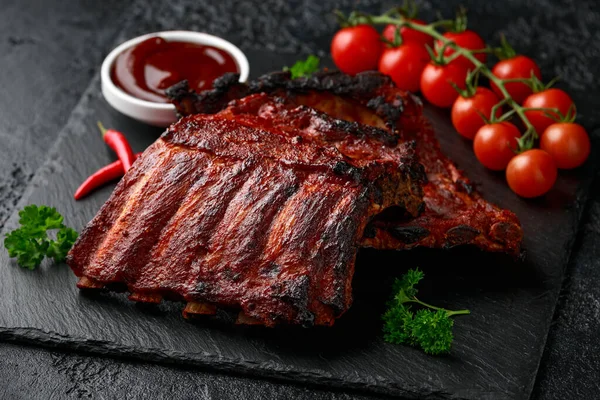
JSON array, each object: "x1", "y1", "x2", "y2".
[{"x1": 111, "y1": 37, "x2": 239, "y2": 103}]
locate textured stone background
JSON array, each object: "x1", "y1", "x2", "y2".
[{"x1": 0, "y1": 0, "x2": 599, "y2": 398}]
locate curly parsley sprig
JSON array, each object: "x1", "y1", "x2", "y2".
[
  {"x1": 383, "y1": 268, "x2": 469, "y2": 355},
  {"x1": 4, "y1": 205, "x2": 78, "y2": 269}
]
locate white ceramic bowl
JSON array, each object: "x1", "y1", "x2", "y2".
[{"x1": 100, "y1": 31, "x2": 249, "y2": 127}]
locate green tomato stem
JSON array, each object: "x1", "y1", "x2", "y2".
[{"x1": 368, "y1": 14, "x2": 548, "y2": 152}]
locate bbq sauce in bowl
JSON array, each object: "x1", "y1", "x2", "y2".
[{"x1": 111, "y1": 36, "x2": 239, "y2": 103}]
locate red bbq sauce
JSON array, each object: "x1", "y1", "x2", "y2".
[{"x1": 111, "y1": 37, "x2": 239, "y2": 103}]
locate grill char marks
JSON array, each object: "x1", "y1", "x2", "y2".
[
  {"x1": 168, "y1": 71, "x2": 421, "y2": 135},
  {"x1": 132, "y1": 159, "x2": 251, "y2": 297},
  {"x1": 67, "y1": 99, "x2": 425, "y2": 326},
  {"x1": 169, "y1": 70, "x2": 523, "y2": 256},
  {"x1": 259, "y1": 177, "x2": 368, "y2": 325}
]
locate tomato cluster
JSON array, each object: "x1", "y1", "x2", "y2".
[{"x1": 330, "y1": 20, "x2": 590, "y2": 198}]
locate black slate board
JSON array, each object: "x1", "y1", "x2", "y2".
[{"x1": 0, "y1": 47, "x2": 595, "y2": 400}]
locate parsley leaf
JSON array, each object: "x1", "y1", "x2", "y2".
[
  {"x1": 3, "y1": 205, "x2": 78, "y2": 269},
  {"x1": 4, "y1": 229, "x2": 48, "y2": 270},
  {"x1": 46, "y1": 227, "x2": 79, "y2": 263},
  {"x1": 411, "y1": 309, "x2": 454, "y2": 355},
  {"x1": 284, "y1": 55, "x2": 320, "y2": 79},
  {"x1": 382, "y1": 268, "x2": 469, "y2": 355}
]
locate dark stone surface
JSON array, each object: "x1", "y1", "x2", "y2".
[
  {"x1": 0, "y1": 0, "x2": 599, "y2": 399},
  {"x1": 0, "y1": 0, "x2": 130, "y2": 229},
  {"x1": 531, "y1": 176, "x2": 600, "y2": 399}
]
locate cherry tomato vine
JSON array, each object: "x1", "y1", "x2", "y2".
[{"x1": 331, "y1": 5, "x2": 591, "y2": 198}]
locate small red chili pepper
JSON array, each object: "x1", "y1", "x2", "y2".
[
  {"x1": 74, "y1": 153, "x2": 142, "y2": 200},
  {"x1": 97, "y1": 121, "x2": 136, "y2": 172}
]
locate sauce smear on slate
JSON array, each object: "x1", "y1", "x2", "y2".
[{"x1": 111, "y1": 37, "x2": 239, "y2": 103}]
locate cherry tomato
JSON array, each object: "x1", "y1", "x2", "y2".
[
  {"x1": 383, "y1": 19, "x2": 434, "y2": 48},
  {"x1": 451, "y1": 87, "x2": 501, "y2": 140},
  {"x1": 491, "y1": 55, "x2": 541, "y2": 104},
  {"x1": 540, "y1": 122, "x2": 590, "y2": 169},
  {"x1": 420, "y1": 63, "x2": 469, "y2": 108},
  {"x1": 331, "y1": 25, "x2": 383, "y2": 75},
  {"x1": 523, "y1": 88, "x2": 575, "y2": 135},
  {"x1": 435, "y1": 30, "x2": 486, "y2": 69},
  {"x1": 473, "y1": 122, "x2": 520, "y2": 170},
  {"x1": 378, "y1": 43, "x2": 430, "y2": 92},
  {"x1": 506, "y1": 149, "x2": 557, "y2": 198}
]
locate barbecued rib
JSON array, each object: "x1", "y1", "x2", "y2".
[
  {"x1": 168, "y1": 71, "x2": 523, "y2": 256},
  {"x1": 67, "y1": 105, "x2": 425, "y2": 326}
]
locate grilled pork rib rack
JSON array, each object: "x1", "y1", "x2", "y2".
[
  {"x1": 68, "y1": 70, "x2": 522, "y2": 327},
  {"x1": 169, "y1": 71, "x2": 523, "y2": 255},
  {"x1": 67, "y1": 82, "x2": 425, "y2": 327}
]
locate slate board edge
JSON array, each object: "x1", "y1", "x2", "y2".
[{"x1": 0, "y1": 326, "x2": 498, "y2": 400}]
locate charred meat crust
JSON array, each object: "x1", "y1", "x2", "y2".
[
  {"x1": 167, "y1": 70, "x2": 422, "y2": 134},
  {"x1": 166, "y1": 74, "x2": 248, "y2": 116},
  {"x1": 168, "y1": 72, "x2": 403, "y2": 146}
]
